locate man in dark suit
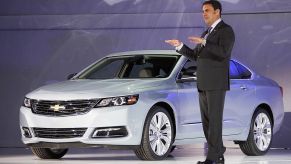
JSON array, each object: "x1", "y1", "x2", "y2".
[{"x1": 165, "y1": 1, "x2": 235, "y2": 164}]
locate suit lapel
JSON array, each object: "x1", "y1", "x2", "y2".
[{"x1": 207, "y1": 21, "x2": 225, "y2": 39}]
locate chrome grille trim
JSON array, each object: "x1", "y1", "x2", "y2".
[
  {"x1": 33, "y1": 128, "x2": 87, "y2": 138},
  {"x1": 31, "y1": 99, "x2": 99, "y2": 116}
]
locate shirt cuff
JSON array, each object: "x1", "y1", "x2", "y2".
[
  {"x1": 175, "y1": 43, "x2": 184, "y2": 51},
  {"x1": 201, "y1": 39, "x2": 206, "y2": 46}
]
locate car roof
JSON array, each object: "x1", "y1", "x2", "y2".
[
  {"x1": 107, "y1": 50, "x2": 181, "y2": 57},
  {"x1": 102, "y1": 50, "x2": 255, "y2": 78}
]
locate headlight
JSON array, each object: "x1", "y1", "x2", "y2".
[
  {"x1": 23, "y1": 97, "x2": 31, "y2": 108},
  {"x1": 95, "y1": 95, "x2": 139, "y2": 108}
]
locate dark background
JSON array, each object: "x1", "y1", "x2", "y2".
[{"x1": 0, "y1": 0, "x2": 290, "y2": 148}]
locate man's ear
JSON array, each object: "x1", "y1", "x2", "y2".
[{"x1": 215, "y1": 9, "x2": 220, "y2": 15}]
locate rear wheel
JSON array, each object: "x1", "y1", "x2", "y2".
[
  {"x1": 31, "y1": 147, "x2": 68, "y2": 159},
  {"x1": 134, "y1": 106, "x2": 174, "y2": 160},
  {"x1": 170, "y1": 145, "x2": 176, "y2": 153},
  {"x1": 238, "y1": 108, "x2": 273, "y2": 155}
]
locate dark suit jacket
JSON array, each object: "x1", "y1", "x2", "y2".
[{"x1": 177, "y1": 21, "x2": 235, "y2": 91}]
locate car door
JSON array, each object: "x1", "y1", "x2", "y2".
[
  {"x1": 176, "y1": 60, "x2": 204, "y2": 139},
  {"x1": 223, "y1": 60, "x2": 256, "y2": 136}
]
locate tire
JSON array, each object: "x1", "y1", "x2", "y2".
[
  {"x1": 238, "y1": 108, "x2": 273, "y2": 156},
  {"x1": 134, "y1": 106, "x2": 174, "y2": 160},
  {"x1": 31, "y1": 147, "x2": 68, "y2": 159},
  {"x1": 170, "y1": 145, "x2": 176, "y2": 153}
]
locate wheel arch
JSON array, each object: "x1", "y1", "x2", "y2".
[
  {"x1": 254, "y1": 103, "x2": 274, "y2": 127},
  {"x1": 135, "y1": 101, "x2": 177, "y2": 160},
  {"x1": 235, "y1": 103, "x2": 274, "y2": 156},
  {"x1": 151, "y1": 102, "x2": 177, "y2": 141},
  {"x1": 235, "y1": 103, "x2": 274, "y2": 143}
]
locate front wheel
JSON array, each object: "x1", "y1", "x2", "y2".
[
  {"x1": 134, "y1": 106, "x2": 174, "y2": 160},
  {"x1": 238, "y1": 108, "x2": 273, "y2": 156},
  {"x1": 31, "y1": 147, "x2": 68, "y2": 159}
]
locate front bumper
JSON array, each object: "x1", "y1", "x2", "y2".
[{"x1": 19, "y1": 104, "x2": 148, "y2": 147}]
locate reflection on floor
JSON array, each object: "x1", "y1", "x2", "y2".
[{"x1": 1, "y1": 145, "x2": 291, "y2": 164}]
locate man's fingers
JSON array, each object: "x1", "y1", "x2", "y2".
[
  {"x1": 165, "y1": 39, "x2": 180, "y2": 46},
  {"x1": 188, "y1": 37, "x2": 199, "y2": 40},
  {"x1": 188, "y1": 37, "x2": 202, "y2": 43},
  {"x1": 165, "y1": 39, "x2": 178, "y2": 43},
  {"x1": 189, "y1": 38, "x2": 198, "y2": 43}
]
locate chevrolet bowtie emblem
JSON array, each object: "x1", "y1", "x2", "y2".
[{"x1": 50, "y1": 104, "x2": 65, "y2": 112}]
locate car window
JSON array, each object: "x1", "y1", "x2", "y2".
[
  {"x1": 229, "y1": 61, "x2": 241, "y2": 79},
  {"x1": 179, "y1": 60, "x2": 197, "y2": 78},
  {"x1": 79, "y1": 59, "x2": 124, "y2": 79},
  {"x1": 234, "y1": 61, "x2": 252, "y2": 79},
  {"x1": 178, "y1": 60, "x2": 250, "y2": 80},
  {"x1": 77, "y1": 55, "x2": 180, "y2": 79},
  {"x1": 126, "y1": 62, "x2": 154, "y2": 78}
]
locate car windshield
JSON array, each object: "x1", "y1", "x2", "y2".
[{"x1": 77, "y1": 54, "x2": 180, "y2": 79}]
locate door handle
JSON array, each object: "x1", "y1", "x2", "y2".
[{"x1": 240, "y1": 85, "x2": 248, "y2": 91}]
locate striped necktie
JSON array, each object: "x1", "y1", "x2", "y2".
[{"x1": 204, "y1": 27, "x2": 213, "y2": 39}]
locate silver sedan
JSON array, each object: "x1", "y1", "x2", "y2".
[{"x1": 20, "y1": 50, "x2": 284, "y2": 160}]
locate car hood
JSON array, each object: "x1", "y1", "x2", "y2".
[{"x1": 26, "y1": 79, "x2": 165, "y2": 100}]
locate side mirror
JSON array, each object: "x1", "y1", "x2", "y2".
[
  {"x1": 67, "y1": 73, "x2": 77, "y2": 80},
  {"x1": 176, "y1": 72, "x2": 197, "y2": 83}
]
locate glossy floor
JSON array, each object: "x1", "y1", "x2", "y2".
[{"x1": 1, "y1": 145, "x2": 291, "y2": 164}]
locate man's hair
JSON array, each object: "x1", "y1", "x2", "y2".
[{"x1": 203, "y1": 0, "x2": 222, "y2": 16}]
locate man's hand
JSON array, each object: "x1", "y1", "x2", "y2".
[
  {"x1": 165, "y1": 39, "x2": 182, "y2": 47},
  {"x1": 188, "y1": 36, "x2": 204, "y2": 44}
]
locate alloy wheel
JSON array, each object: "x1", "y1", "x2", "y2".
[
  {"x1": 253, "y1": 113, "x2": 272, "y2": 151},
  {"x1": 149, "y1": 112, "x2": 172, "y2": 156}
]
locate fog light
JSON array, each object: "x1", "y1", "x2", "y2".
[
  {"x1": 22, "y1": 127, "x2": 32, "y2": 138},
  {"x1": 92, "y1": 126, "x2": 128, "y2": 138}
]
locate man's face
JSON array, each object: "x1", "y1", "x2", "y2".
[{"x1": 202, "y1": 4, "x2": 220, "y2": 26}]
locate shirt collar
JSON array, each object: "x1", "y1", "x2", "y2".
[{"x1": 209, "y1": 18, "x2": 222, "y2": 33}]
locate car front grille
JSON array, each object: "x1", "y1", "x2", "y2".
[
  {"x1": 33, "y1": 128, "x2": 87, "y2": 138},
  {"x1": 31, "y1": 99, "x2": 99, "y2": 116}
]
